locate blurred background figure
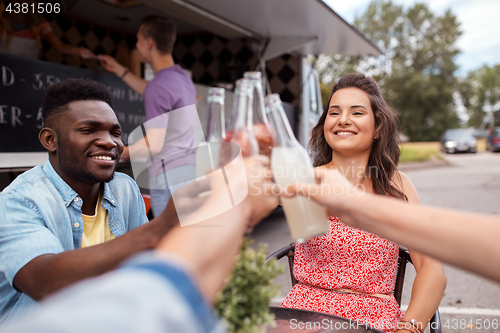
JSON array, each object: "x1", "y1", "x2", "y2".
[
  {"x1": 0, "y1": 0, "x2": 94, "y2": 59},
  {"x1": 99, "y1": 15, "x2": 197, "y2": 218}
]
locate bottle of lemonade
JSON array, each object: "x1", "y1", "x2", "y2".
[{"x1": 266, "y1": 94, "x2": 329, "y2": 242}]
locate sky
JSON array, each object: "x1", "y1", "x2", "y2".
[{"x1": 323, "y1": 0, "x2": 500, "y2": 76}]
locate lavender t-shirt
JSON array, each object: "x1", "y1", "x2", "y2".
[{"x1": 143, "y1": 65, "x2": 197, "y2": 176}]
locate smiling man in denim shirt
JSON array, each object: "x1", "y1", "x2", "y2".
[{"x1": 0, "y1": 78, "x2": 177, "y2": 323}]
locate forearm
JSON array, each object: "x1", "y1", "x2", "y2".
[
  {"x1": 121, "y1": 71, "x2": 147, "y2": 95},
  {"x1": 127, "y1": 137, "x2": 155, "y2": 159},
  {"x1": 157, "y1": 156, "x2": 274, "y2": 302},
  {"x1": 338, "y1": 194, "x2": 500, "y2": 281},
  {"x1": 97, "y1": 55, "x2": 147, "y2": 94},
  {"x1": 121, "y1": 139, "x2": 155, "y2": 163},
  {"x1": 54, "y1": 43, "x2": 79, "y2": 56},
  {"x1": 402, "y1": 261, "x2": 446, "y2": 328},
  {"x1": 124, "y1": 129, "x2": 166, "y2": 162},
  {"x1": 15, "y1": 219, "x2": 169, "y2": 300},
  {"x1": 3, "y1": 254, "x2": 219, "y2": 333},
  {"x1": 157, "y1": 196, "x2": 252, "y2": 302}
]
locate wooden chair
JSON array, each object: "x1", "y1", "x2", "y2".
[{"x1": 267, "y1": 243, "x2": 442, "y2": 333}]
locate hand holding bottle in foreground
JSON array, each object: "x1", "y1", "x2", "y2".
[
  {"x1": 281, "y1": 166, "x2": 356, "y2": 216},
  {"x1": 281, "y1": 167, "x2": 500, "y2": 283},
  {"x1": 266, "y1": 94, "x2": 329, "y2": 242},
  {"x1": 158, "y1": 154, "x2": 278, "y2": 300}
]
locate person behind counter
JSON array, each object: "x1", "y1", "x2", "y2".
[
  {"x1": 98, "y1": 15, "x2": 197, "y2": 218},
  {"x1": 0, "y1": 155, "x2": 278, "y2": 333},
  {"x1": 0, "y1": 78, "x2": 180, "y2": 324},
  {"x1": 0, "y1": 1, "x2": 94, "y2": 60}
]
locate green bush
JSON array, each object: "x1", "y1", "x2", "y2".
[{"x1": 215, "y1": 238, "x2": 284, "y2": 333}]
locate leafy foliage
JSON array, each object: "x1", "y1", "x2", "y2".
[
  {"x1": 316, "y1": 0, "x2": 462, "y2": 141},
  {"x1": 215, "y1": 238, "x2": 284, "y2": 333},
  {"x1": 459, "y1": 65, "x2": 500, "y2": 128}
]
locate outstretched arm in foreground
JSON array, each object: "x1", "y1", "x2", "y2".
[
  {"x1": 156, "y1": 155, "x2": 278, "y2": 301},
  {"x1": 282, "y1": 168, "x2": 500, "y2": 282},
  {"x1": 392, "y1": 172, "x2": 446, "y2": 332}
]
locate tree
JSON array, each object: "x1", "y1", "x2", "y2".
[
  {"x1": 459, "y1": 65, "x2": 500, "y2": 128},
  {"x1": 316, "y1": 0, "x2": 462, "y2": 141}
]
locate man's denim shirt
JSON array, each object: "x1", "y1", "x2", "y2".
[{"x1": 0, "y1": 160, "x2": 148, "y2": 324}]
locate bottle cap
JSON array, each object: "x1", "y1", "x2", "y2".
[
  {"x1": 208, "y1": 87, "x2": 225, "y2": 104},
  {"x1": 243, "y1": 71, "x2": 262, "y2": 81},
  {"x1": 234, "y1": 78, "x2": 253, "y2": 96}
]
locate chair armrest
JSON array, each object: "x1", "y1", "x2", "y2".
[
  {"x1": 430, "y1": 310, "x2": 442, "y2": 333},
  {"x1": 266, "y1": 243, "x2": 295, "y2": 262},
  {"x1": 399, "y1": 248, "x2": 412, "y2": 264}
]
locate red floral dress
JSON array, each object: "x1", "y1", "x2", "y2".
[{"x1": 281, "y1": 216, "x2": 402, "y2": 333}]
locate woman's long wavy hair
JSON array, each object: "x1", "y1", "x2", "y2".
[{"x1": 309, "y1": 73, "x2": 407, "y2": 201}]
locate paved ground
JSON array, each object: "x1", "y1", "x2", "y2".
[{"x1": 251, "y1": 151, "x2": 500, "y2": 333}]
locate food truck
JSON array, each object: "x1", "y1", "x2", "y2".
[{"x1": 0, "y1": 0, "x2": 381, "y2": 190}]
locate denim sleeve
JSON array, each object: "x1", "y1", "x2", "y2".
[
  {"x1": 126, "y1": 175, "x2": 149, "y2": 230},
  {"x1": 0, "y1": 253, "x2": 224, "y2": 333},
  {"x1": 0, "y1": 192, "x2": 64, "y2": 285}
]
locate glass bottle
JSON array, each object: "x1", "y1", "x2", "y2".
[
  {"x1": 266, "y1": 94, "x2": 329, "y2": 242},
  {"x1": 220, "y1": 78, "x2": 259, "y2": 166},
  {"x1": 243, "y1": 71, "x2": 274, "y2": 156},
  {"x1": 205, "y1": 87, "x2": 226, "y2": 143},
  {"x1": 196, "y1": 87, "x2": 226, "y2": 177}
]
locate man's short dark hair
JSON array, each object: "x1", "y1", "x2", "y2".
[
  {"x1": 140, "y1": 15, "x2": 176, "y2": 54},
  {"x1": 42, "y1": 78, "x2": 113, "y2": 126}
]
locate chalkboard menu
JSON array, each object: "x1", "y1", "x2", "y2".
[{"x1": 0, "y1": 53, "x2": 145, "y2": 152}]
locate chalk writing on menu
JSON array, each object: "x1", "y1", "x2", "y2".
[{"x1": 0, "y1": 53, "x2": 145, "y2": 153}]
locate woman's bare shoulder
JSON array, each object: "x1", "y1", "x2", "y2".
[
  {"x1": 392, "y1": 170, "x2": 421, "y2": 204},
  {"x1": 314, "y1": 165, "x2": 328, "y2": 171},
  {"x1": 392, "y1": 170, "x2": 409, "y2": 187}
]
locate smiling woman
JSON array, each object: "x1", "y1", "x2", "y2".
[
  {"x1": 280, "y1": 73, "x2": 447, "y2": 333},
  {"x1": 323, "y1": 88, "x2": 376, "y2": 159},
  {"x1": 310, "y1": 73, "x2": 405, "y2": 199}
]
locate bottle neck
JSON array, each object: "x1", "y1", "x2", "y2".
[
  {"x1": 231, "y1": 92, "x2": 254, "y2": 131},
  {"x1": 251, "y1": 81, "x2": 269, "y2": 125},
  {"x1": 267, "y1": 102, "x2": 297, "y2": 147},
  {"x1": 206, "y1": 99, "x2": 225, "y2": 142}
]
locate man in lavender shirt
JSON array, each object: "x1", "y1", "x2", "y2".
[{"x1": 99, "y1": 15, "x2": 197, "y2": 217}]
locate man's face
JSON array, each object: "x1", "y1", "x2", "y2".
[
  {"x1": 136, "y1": 25, "x2": 151, "y2": 63},
  {"x1": 54, "y1": 100, "x2": 124, "y2": 186}
]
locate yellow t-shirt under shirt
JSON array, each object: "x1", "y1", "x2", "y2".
[{"x1": 81, "y1": 189, "x2": 115, "y2": 248}]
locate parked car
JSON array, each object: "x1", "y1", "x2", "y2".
[
  {"x1": 486, "y1": 127, "x2": 500, "y2": 152},
  {"x1": 440, "y1": 129, "x2": 477, "y2": 154}
]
